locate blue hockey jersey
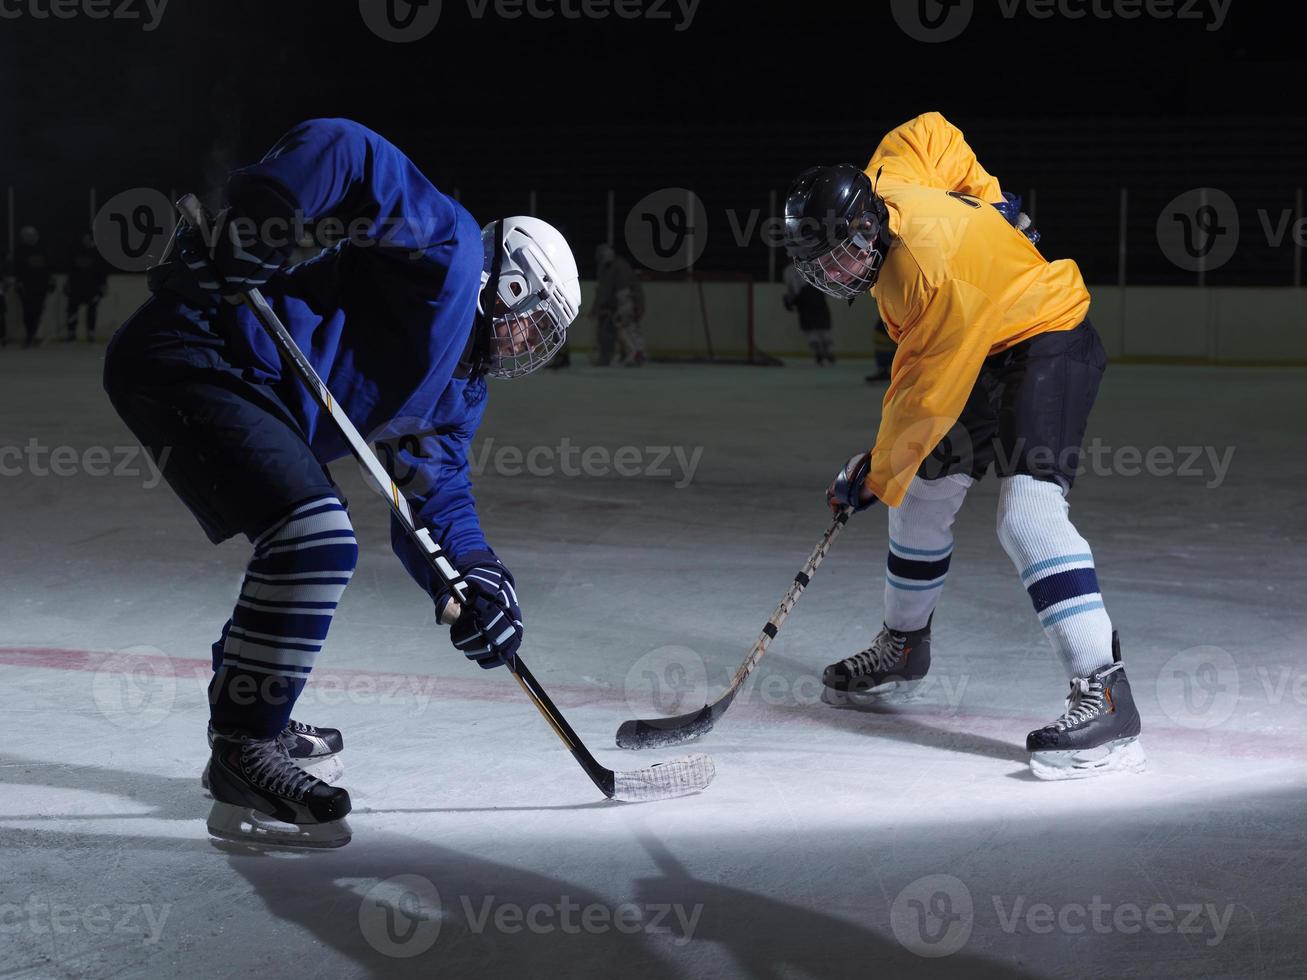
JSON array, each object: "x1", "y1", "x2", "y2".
[{"x1": 219, "y1": 118, "x2": 491, "y2": 598}]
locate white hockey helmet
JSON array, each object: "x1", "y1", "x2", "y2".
[{"x1": 479, "y1": 216, "x2": 581, "y2": 379}]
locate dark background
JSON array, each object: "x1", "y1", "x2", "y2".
[{"x1": 1, "y1": 0, "x2": 1303, "y2": 283}]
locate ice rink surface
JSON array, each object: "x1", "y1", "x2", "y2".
[{"x1": 3, "y1": 345, "x2": 1306, "y2": 978}]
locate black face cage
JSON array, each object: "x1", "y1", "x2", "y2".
[{"x1": 793, "y1": 224, "x2": 885, "y2": 301}]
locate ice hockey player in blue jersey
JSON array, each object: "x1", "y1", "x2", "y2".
[{"x1": 103, "y1": 118, "x2": 581, "y2": 847}]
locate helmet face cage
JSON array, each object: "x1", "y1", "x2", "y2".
[
  {"x1": 793, "y1": 222, "x2": 885, "y2": 300},
  {"x1": 485, "y1": 239, "x2": 577, "y2": 380},
  {"x1": 488, "y1": 304, "x2": 567, "y2": 379}
]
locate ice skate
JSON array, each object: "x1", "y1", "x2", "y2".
[
  {"x1": 202, "y1": 718, "x2": 344, "y2": 792},
  {"x1": 1027, "y1": 632, "x2": 1145, "y2": 780},
  {"x1": 205, "y1": 731, "x2": 352, "y2": 849},
  {"x1": 821, "y1": 618, "x2": 931, "y2": 706}
]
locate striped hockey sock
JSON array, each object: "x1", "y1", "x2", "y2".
[
  {"x1": 997, "y1": 475, "x2": 1113, "y2": 679},
  {"x1": 209, "y1": 496, "x2": 358, "y2": 737},
  {"x1": 883, "y1": 475, "x2": 972, "y2": 632}
]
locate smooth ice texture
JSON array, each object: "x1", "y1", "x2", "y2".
[{"x1": 3, "y1": 347, "x2": 1306, "y2": 977}]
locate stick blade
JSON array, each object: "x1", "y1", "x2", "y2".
[
  {"x1": 615, "y1": 696, "x2": 731, "y2": 750},
  {"x1": 610, "y1": 753, "x2": 716, "y2": 802}
]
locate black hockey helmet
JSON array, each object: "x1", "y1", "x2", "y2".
[{"x1": 783, "y1": 164, "x2": 890, "y2": 300}]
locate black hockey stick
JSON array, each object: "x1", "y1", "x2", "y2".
[
  {"x1": 175, "y1": 195, "x2": 713, "y2": 802},
  {"x1": 617, "y1": 507, "x2": 852, "y2": 749}
]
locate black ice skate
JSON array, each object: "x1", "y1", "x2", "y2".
[
  {"x1": 202, "y1": 718, "x2": 344, "y2": 791},
  {"x1": 822, "y1": 618, "x2": 931, "y2": 705},
  {"x1": 206, "y1": 731, "x2": 352, "y2": 848},
  {"x1": 1026, "y1": 632, "x2": 1145, "y2": 780}
]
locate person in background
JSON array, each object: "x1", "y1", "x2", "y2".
[
  {"x1": 590, "y1": 243, "x2": 644, "y2": 366},
  {"x1": 65, "y1": 232, "x2": 109, "y2": 343},
  {"x1": 13, "y1": 226, "x2": 54, "y2": 348},
  {"x1": 865, "y1": 315, "x2": 894, "y2": 383},
  {"x1": 782, "y1": 261, "x2": 834, "y2": 365}
]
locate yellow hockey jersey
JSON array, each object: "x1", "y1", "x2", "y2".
[{"x1": 861, "y1": 112, "x2": 1091, "y2": 506}]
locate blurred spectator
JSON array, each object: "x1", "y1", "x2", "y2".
[
  {"x1": 13, "y1": 226, "x2": 54, "y2": 348},
  {"x1": 865, "y1": 315, "x2": 894, "y2": 384},
  {"x1": 65, "y1": 232, "x2": 109, "y2": 343},
  {"x1": 590, "y1": 243, "x2": 645, "y2": 367},
  {"x1": 782, "y1": 263, "x2": 834, "y2": 365}
]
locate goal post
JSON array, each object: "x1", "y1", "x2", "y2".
[{"x1": 635, "y1": 270, "x2": 782, "y2": 366}]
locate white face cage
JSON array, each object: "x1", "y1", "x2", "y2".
[
  {"x1": 793, "y1": 230, "x2": 885, "y2": 301},
  {"x1": 483, "y1": 229, "x2": 579, "y2": 380}
]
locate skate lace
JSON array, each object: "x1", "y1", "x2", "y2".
[
  {"x1": 241, "y1": 740, "x2": 317, "y2": 801},
  {"x1": 1054, "y1": 664, "x2": 1121, "y2": 730},
  {"x1": 287, "y1": 719, "x2": 316, "y2": 736},
  {"x1": 846, "y1": 629, "x2": 906, "y2": 677}
]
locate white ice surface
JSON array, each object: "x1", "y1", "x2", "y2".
[{"x1": 2, "y1": 346, "x2": 1306, "y2": 978}]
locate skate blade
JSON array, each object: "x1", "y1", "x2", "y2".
[
  {"x1": 201, "y1": 754, "x2": 344, "y2": 797},
  {"x1": 821, "y1": 678, "x2": 923, "y2": 709},
  {"x1": 206, "y1": 802, "x2": 352, "y2": 849},
  {"x1": 1029, "y1": 737, "x2": 1146, "y2": 781}
]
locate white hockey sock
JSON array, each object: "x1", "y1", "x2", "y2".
[
  {"x1": 883, "y1": 474, "x2": 972, "y2": 632},
  {"x1": 996, "y1": 475, "x2": 1113, "y2": 679}
]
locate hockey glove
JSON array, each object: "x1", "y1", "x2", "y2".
[
  {"x1": 992, "y1": 192, "x2": 1041, "y2": 245},
  {"x1": 826, "y1": 451, "x2": 879, "y2": 515},
  {"x1": 443, "y1": 551, "x2": 524, "y2": 670}
]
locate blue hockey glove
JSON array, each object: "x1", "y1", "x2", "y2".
[
  {"x1": 992, "y1": 192, "x2": 1041, "y2": 245},
  {"x1": 444, "y1": 551, "x2": 523, "y2": 670},
  {"x1": 826, "y1": 451, "x2": 879, "y2": 515}
]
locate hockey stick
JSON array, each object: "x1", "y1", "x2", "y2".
[
  {"x1": 616, "y1": 507, "x2": 852, "y2": 749},
  {"x1": 175, "y1": 195, "x2": 713, "y2": 803}
]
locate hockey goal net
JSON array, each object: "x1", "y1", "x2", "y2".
[{"x1": 635, "y1": 270, "x2": 781, "y2": 365}]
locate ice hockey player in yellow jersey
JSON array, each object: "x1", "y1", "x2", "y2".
[{"x1": 783, "y1": 112, "x2": 1144, "y2": 780}]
